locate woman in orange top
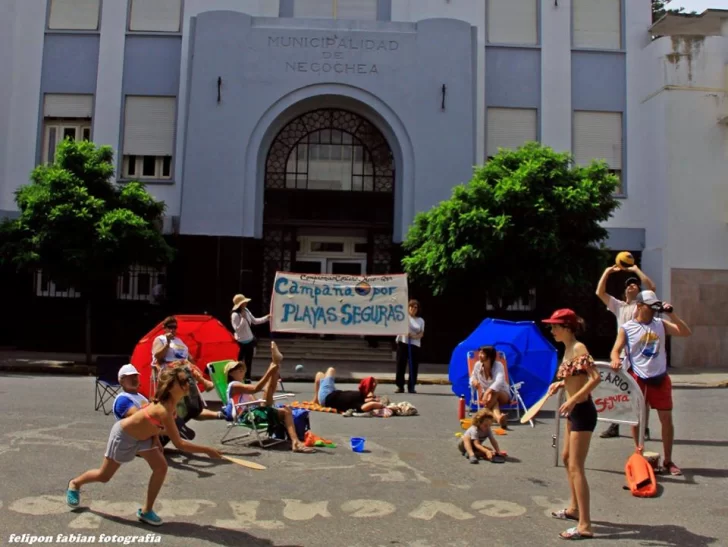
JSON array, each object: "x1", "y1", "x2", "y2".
[
  {"x1": 66, "y1": 368, "x2": 222, "y2": 526},
  {"x1": 543, "y1": 309, "x2": 601, "y2": 541}
]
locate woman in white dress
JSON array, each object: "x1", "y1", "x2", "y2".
[{"x1": 469, "y1": 346, "x2": 510, "y2": 428}]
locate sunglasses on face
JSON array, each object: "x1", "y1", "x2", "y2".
[{"x1": 167, "y1": 324, "x2": 178, "y2": 330}]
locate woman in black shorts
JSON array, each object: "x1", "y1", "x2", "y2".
[
  {"x1": 313, "y1": 370, "x2": 387, "y2": 414},
  {"x1": 542, "y1": 309, "x2": 602, "y2": 541}
]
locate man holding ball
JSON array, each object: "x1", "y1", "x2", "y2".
[{"x1": 595, "y1": 253, "x2": 656, "y2": 439}]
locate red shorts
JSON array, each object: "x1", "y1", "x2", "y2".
[{"x1": 630, "y1": 370, "x2": 673, "y2": 411}]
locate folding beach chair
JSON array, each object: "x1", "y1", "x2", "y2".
[
  {"x1": 94, "y1": 356, "x2": 127, "y2": 415},
  {"x1": 468, "y1": 351, "x2": 533, "y2": 427},
  {"x1": 207, "y1": 361, "x2": 293, "y2": 447}
]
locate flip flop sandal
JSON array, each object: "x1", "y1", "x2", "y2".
[
  {"x1": 559, "y1": 527, "x2": 593, "y2": 540},
  {"x1": 293, "y1": 445, "x2": 316, "y2": 453},
  {"x1": 551, "y1": 509, "x2": 579, "y2": 521}
]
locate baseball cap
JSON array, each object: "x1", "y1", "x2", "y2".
[
  {"x1": 542, "y1": 308, "x2": 579, "y2": 326},
  {"x1": 224, "y1": 361, "x2": 244, "y2": 378},
  {"x1": 636, "y1": 290, "x2": 661, "y2": 306},
  {"x1": 118, "y1": 364, "x2": 140, "y2": 381},
  {"x1": 624, "y1": 277, "x2": 641, "y2": 288}
]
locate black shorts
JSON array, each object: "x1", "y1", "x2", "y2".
[
  {"x1": 324, "y1": 390, "x2": 365, "y2": 413},
  {"x1": 568, "y1": 397, "x2": 598, "y2": 432}
]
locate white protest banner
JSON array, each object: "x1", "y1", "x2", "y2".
[
  {"x1": 270, "y1": 272, "x2": 409, "y2": 335},
  {"x1": 593, "y1": 362, "x2": 645, "y2": 426}
]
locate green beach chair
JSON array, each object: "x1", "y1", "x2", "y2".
[{"x1": 207, "y1": 360, "x2": 292, "y2": 447}]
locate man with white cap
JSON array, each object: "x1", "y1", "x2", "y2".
[
  {"x1": 113, "y1": 364, "x2": 150, "y2": 421},
  {"x1": 610, "y1": 290, "x2": 692, "y2": 476}
]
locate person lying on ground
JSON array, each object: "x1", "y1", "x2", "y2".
[
  {"x1": 313, "y1": 370, "x2": 387, "y2": 414},
  {"x1": 223, "y1": 342, "x2": 314, "y2": 453},
  {"x1": 458, "y1": 408, "x2": 505, "y2": 464}
]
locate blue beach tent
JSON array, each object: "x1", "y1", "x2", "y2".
[{"x1": 449, "y1": 318, "x2": 558, "y2": 410}]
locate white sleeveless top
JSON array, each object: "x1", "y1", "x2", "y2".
[{"x1": 622, "y1": 318, "x2": 667, "y2": 379}]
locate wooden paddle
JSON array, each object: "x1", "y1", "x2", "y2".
[
  {"x1": 520, "y1": 392, "x2": 551, "y2": 424},
  {"x1": 222, "y1": 455, "x2": 266, "y2": 470}
]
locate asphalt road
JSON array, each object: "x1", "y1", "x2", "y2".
[{"x1": 0, "y1": 374, "x2": 726, "y2": 547}]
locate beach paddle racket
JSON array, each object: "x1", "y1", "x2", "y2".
[
  {"x1": 520, "y1": 392, "x2": 551, "y2": 424},
  {"x1": 223, "y1": 455, "x2": 266, "y2": 470}
]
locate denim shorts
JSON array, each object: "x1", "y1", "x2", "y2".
[{"x1": 318, "y1": 377, "x2": 336, "y2": 406}]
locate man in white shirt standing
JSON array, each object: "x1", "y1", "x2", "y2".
[
  {"x1": 231, "y1": 294, "x2": 270, "y2": 384},
  {"x1": 610, "y1": 290, "x2": 692, "y2": 476},
  {"x1": 595, "y1": 264, "x2": 656, "y2": 438}
]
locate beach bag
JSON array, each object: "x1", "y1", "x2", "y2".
[{"x1": 625, "y1": 452, "x2": 657, "y2": 498}]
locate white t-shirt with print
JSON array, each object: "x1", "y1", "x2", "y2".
[
  {"x1": 622, "y1": 318, "x2": 667, "y2": 379},
  {"x1": 396, "y1": 316, "x2": 425, "y2": 347},
  {"x1": 151, "y1": 335, "x2": 189, "y2": 364}
]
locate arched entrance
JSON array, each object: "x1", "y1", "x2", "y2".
[{"x1": 261, "y1": 108, "x2": 396, "y2": 305}]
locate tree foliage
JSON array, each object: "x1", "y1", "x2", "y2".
[
  {"x1": 652, "y1": 0, "x2": 696, "y2": 22},
  {"x1": 401, "y1": 143, "x2": 620, "y2": 309},
  {"x1": 0, "y1": 139, "x2": 174, "y2": 293}
]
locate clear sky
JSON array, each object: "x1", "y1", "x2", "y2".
[{"x1": 669, "y1": 0, "x2": 728, "y2": 13}]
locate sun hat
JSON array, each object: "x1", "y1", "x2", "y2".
[
  {"x1": 224, "y1": 361, "x2": 244, "y2": 378},
  {"x1": 118, "y1": 363, "x2": 140, "y2": 381},
  {"x1": 232, "y1": 294, "x2": 252, "y2": 311}
]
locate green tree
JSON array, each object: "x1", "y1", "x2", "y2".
[
  {"x1": 652, "y1": 0, "x2": 697, "y2": 22},
  {"x1": 401, "y1": 143, "x2": 620, "y2": 310},
  {"x1": 0, "y1": 140, "x2": 174, "y2": 364}
]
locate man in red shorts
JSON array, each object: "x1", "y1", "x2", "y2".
[{"x1": 610, "y1": 290, "x2": 692, "y2": 475}]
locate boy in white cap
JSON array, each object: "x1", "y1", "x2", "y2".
[
  {"x1": 113, "y1": 364, "x2": 150, "y2": 421},
  {"x1": 610, "y1": 290, "x2": 692, "y2": 476}
]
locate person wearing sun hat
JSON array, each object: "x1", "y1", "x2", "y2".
[
  {"x1": 231, "y1": 294, "x2": 271, "y2": 384},
  {"x1": 610, "y1": 290, "x2": 692, "y2": 477}
]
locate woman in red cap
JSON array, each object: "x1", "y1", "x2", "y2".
[{"x1": 542, "y1": 309, "x2": 601, "y2": 541}]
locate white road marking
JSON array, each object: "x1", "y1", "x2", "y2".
[
  {"x1": 216, "y1": 501, "x2": 285, "y2": 530},
  {"x1": 340, "y1": 499, "x2": 396, "y2": 518},
  {"x1": 408, "y1": 501, "x2": 475, "y2": 521},
  {"x1": 531, "y1": 495, "x2": 571, "y2": 518},
  {"x1": 471, "y1": 500, "x2": 527, "y2": 518},
  {"x1": 281, "y1": 499, "x2": 331, "y2": 521}
]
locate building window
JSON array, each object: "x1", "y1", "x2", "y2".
[
  {"x1": 35, "y1": 270, "x2": 81, "y2": 298},
  {"x1": 488, "y1": 0, "x2": 538, "y2": 45},
  {"x1": 486, "y1": 107, "x2": 538, "y2": 158},
  {"x1": 129, "y1": 0, "x2": 182, "y2": 32},
  {"x1": 122, "y1": 96, "x2": 176, "y2": 180},
  {"x1": 573, "y1": 111, "x2": 623, "y2": 194},
  {"x1": 486, "y1": 288, "x2": 536, "y2": 311},
  {"x1": 48, "y1": 0, "x2": 100, "y2": 30},
  {"x1": 573, "y1": 0, "x2": 621, "y2": 50},
  {"x1": 42, "y1": 94, "x2": 93, "y2": 163},
  {"x1": 117, "y1": 266, "x2": 166, "y2": 302},
  {"x1": 294, "y1": 0, "x2": 378, "y2": 20}
]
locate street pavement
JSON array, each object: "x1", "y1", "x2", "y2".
[{"x1": 0, "y1": 374, "x2": 726, "y2": 547}]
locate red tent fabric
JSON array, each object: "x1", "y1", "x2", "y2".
[{"x1": 131, "y1": 314, "x2": 238, "y2": 398}]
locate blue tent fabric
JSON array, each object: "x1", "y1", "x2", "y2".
[{"x1": 449, "y1": 318, "x2": 558, "y2": 410}]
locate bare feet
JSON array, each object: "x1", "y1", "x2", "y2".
[
  {"x1": 292, "y1": 441, "x2": 315, "y2": 453},
  {"x1": 271, "y1": 342, "x2": 283, "y2": 365}
]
